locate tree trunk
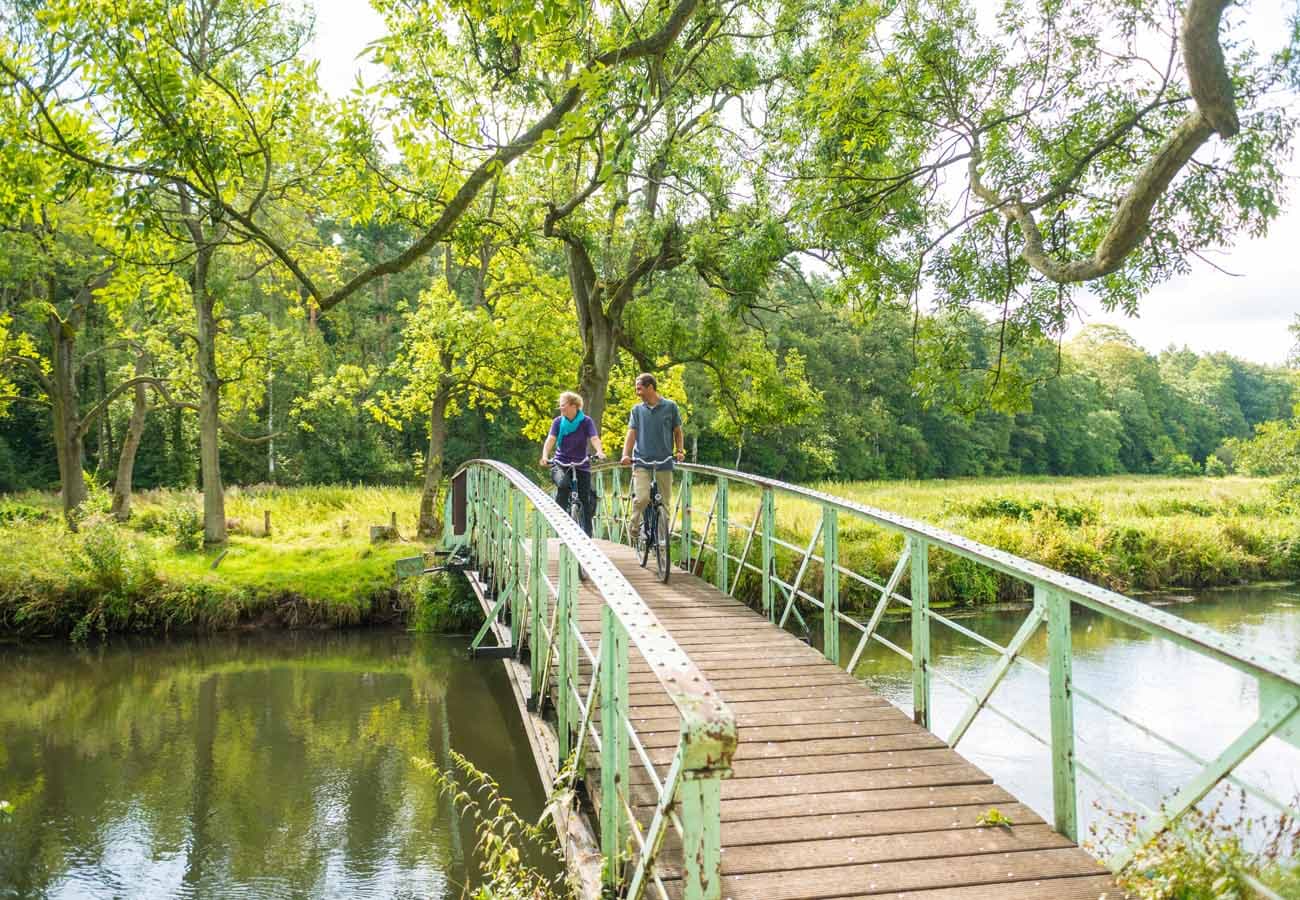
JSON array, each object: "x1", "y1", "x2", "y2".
[
  {"x1": 48, "y1": 313, "x2": 87, "y2": 520},
  {"x1": 567, "y1": 246, "x2": 620, "y2": 429},
  {"x1": 417, "y1": 390, "x2": 451, "y2": 539},
  {"x1": 193, "y1": 244, "x2": 226, "y2": 544},
  {"x1": 111, "y1": 360, "x2": 150, "y2": 521}
]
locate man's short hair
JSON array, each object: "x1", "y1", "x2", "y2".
[
  {"x1": 635, "y1": 373, "x2": 657, "y2": 389},
  {"x1": 559, "y1": 391, "x2": 583, "y2": 409}
]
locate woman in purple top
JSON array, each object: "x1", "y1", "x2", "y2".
[{"x1": 539, "y1": 391, "x2": 606, "y2": 536}]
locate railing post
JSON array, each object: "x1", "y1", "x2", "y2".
[
  {"x1": 611, "y1": 467, "x2": 625, "y2": 545},
  {"x1": 909, "y1": 536, "x2": 931, "y2": 728},
  {"x1": 680, "y1": 774, "x2": 724, "y2": 900},
  {"x1": 593, "y1": 470, "x2": 606, "y2": 540},
  {"x1": 511, "y1": 491, "x2": 525, "y2": 642},
  {"x1": 529, "y1": 512, "x2": 547, "y2": 704},
  {"x1": 680, "y1": 470, "x2": 693, "y2": 571},
  {"x1": 822, "y1": 506, "x2": 839, "y2": 665},
  {"x1": 600, "y1": 605, "x2": 629, "y2": 889},
  {"x1": 1045, "y1": 585, "x2": 1078, "y2": 841},
  {"x1": 714, "y1": 477, "x2": 729, "y2": 592},
  {"x1": 557, "y1": 544, "x2": 578, "y2": 758},
  {"x1": 761, "y1": 488, "x2": 775, "y2": 621}
]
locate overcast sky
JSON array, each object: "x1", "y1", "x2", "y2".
[{"x1": 304, "y1": 1, "x2": 1299, "y2": 367}]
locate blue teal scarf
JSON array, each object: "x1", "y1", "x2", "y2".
[{"x1": 557, "y1": 409, "x2": 586, "y2": 440}]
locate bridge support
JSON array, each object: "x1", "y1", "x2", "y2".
[
  {"x1": 680, "y1": 471, "x2": 693, "y2": 571},
  {"x1": 680, "y1": 776, "x2": 723, "y2": 900},
  {"x1": 822, "y1": 506, "x2": 839, "y2": 665},
  {"x1": 714, "y1": 477, "x2": 728, "y2": 592},
  {"x1": 600, "y1": 605, "x2": 630, "y2": 890},
  {"x1": 909, "y1": 536, "x2": 931, "y2": 729},
  {"x1": 761, "y1": 488, "x2": 775, "y2": 621},
  {"x1": 557, "y1": 545, "x2": 578, "y2": 759},
  {"x1": 1045, "y1": 585, "x2": 1079, "y2": 841}
]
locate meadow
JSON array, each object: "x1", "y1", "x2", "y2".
[
  {"x1": 1, "y1": 474, "x2": 1295, "y2": 639},
  {"x1": 678, "y1": 474, "x2": 1299, "y2": 610}
]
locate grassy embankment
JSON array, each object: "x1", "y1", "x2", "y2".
[
  {"x1": 0, "y1": 485, "x2": 431, "y2": 640},
  {"x1": 689, "y1": 475, "x2": 1299, "y2": 611},
  {"x1": 2, "y1": 475, "x2": 1295, "y2": 639}
]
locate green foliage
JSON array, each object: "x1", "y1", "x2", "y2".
[
  {"x1": 70, "y1": 517, "x2": 157, "y2": 640},
  {"x1": 976, "y1": 808, "x2": 1012, "y2": 828},
  {"x1": 1226, "y1": 420, "x2": 1300, "y2": 477},
  {"x1": 163, "y1": 504, "x2": 204, "y2": 552},
  {"x1": 1098, "y1": 792, "x2": 1300, "y2": 900},
  {"x1": 0, "y1": 799, "x2": 12, "y2": 822},
  {"x1": 949, "y1": 495, "x2": 1097, "y2": 527},
  {"x1": 0, "y1": 499, "x2": 47, "y2": 525},
  {"x1": 414, "y1": 749, "x2": 571, "y2": 900},
  {"x1": 409, "y1": 573, "x2": 482, "y2": 634}
]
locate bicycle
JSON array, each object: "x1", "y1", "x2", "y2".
[
  {"x1": 547, "y1": 454, "x2": 601, "y2": 535},
  {"x1": 631, "y1": 455, "x2": 674, "y2": 583}
]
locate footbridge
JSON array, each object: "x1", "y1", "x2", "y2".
[{"x1": 437, "y1": 460, "x2": 1300, "y2": 900}]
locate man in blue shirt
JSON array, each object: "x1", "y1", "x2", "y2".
[{"x1": 620, "y1": 373, "x2": 685, "y2": 545}]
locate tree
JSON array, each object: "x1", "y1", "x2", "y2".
[
  {"x1": 367, "y1": 223, "x2": 578, "y2": 536},
  {"x1": 774, "y1": 0, "x2": 1299, "y2": 402}
]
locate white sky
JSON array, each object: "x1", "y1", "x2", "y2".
[{"x1": 305, "y1": 1, "x2": 1299, "y2": 367}]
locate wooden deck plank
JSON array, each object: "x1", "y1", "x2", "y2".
[
  {"x1": 657, "y1": 848, "x2": 1109, "y2": 899},
  {"x1": 526, "y1": 539, "x2": 1112, "y2": 899}
]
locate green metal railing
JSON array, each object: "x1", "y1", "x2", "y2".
[
  {"x1": 446, "y1": 460, "x2": 737, "y2": 900},
  {"x1": 592, "y1": 461, "x2": 1300, "y2": 879}
]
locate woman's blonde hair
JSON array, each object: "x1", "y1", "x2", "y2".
[{"x1": 558, "y1": 391, "x2": 584, "y2": 410}]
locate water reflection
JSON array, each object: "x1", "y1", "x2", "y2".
[
  {"x1": 845, "y1": 586, "x2": 1300, "y2": 847},
  {"x1": 0, "y1": 631, "x2": 551, "y2": 899}
]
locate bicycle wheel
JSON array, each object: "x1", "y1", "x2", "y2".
[
  {"x1": 653, "y1": 506, "x2": 670, "y2": 583},
  {"x1": 638, "y1": 504, "x2": 654, "y2": 568}
]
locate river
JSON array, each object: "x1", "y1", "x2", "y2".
[
  {"x1": 0, "y1": 632, "x2": 553, "y2": 899},
  {"x1": 1, "y1": 588, "x2": 1298, "y2": 896},
  {"x1": 844, "y1": 584, "x2": 1300, "y2": 851}
]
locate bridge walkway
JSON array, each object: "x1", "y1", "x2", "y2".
[{"x1": 556, "y1": 539, "x2": 1115, "y2": 900}]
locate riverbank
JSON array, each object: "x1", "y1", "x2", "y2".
[
  {"x1": 700, "y1": 475, "x2": 1300, "y2": 609},
  {"x1": 2, "y1": 475, "x2": 1296, "y2": 639},
  {"x1": 0, "y1": 485, "x2": 425, "y2": 639}
]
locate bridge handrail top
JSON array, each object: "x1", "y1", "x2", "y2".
[
  {"x1": 458, "y1": 459, "x2": 737, "y2": 770},
  {"x1": 593, "y1": 460, "x2": 1300, "y2": 689}
]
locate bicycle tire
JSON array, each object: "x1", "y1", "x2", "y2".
[
  {"x1": 654, "y1": 506, "x2": 670, "y2": 583},
  {"x1": 638, "y1": 504, "x2": 654, "y2": 568}
]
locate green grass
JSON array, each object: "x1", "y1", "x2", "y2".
[
  {"x1": 0, "y1": 485, "x2": 428, "y2": 639},
  {"x1": 678, "y1": 475, "x2": 1299, "y2": 609},
  {"x1": 4, "y1": 475, "x2": 1296, "y2": 639}
]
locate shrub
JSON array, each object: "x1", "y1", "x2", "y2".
[
  {"x1": 414, "y1": 750, "x2": 571, "y2": 900},
  {"x1": 1096, "y1": 792, "x2": 1300, "y2": 900},
  {"x1": 165, "y1": 505, "x2": 204, "y2": 551},
  {"x1": 409, "y1": 572, "x2": 481, "y2": 633},
  {"x1": 952, "y1": 495, "x2": 1097, "y2": 527},
  {"x1": 0, "y1": 500, "x2": 48, "y2": 525},
  {"x1": 1270, "y1": 476, "x2": 1300, "y2": 516},
  {"x1": 71, "y1": 519, "x2": 157, "y2": 640},
  {"x1": 1205, "y1": 455, "x2": 1230, "y2": 478}
]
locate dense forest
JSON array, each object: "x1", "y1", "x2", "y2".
[
  {"x1": 2, "y1": 0, "x2": 1298, "y2": 542},
  {"x1": 2, "y1": 275, "x2": 1296, "y2": 495}
]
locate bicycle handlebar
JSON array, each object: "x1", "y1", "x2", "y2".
[
  {"x1": 546, "y1": 454, "x2": 603, "y2": 467},
  {"x1": 631, "y1": 454, "x2": 678, "y2": 469}
]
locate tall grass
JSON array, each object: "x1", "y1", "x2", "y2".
[
  {"x1": 0, "y1": 486, "x2": 427, "y2": 639},
  {"x1": 678, "y1": 476, "x2": 1296, "y2": 609}
]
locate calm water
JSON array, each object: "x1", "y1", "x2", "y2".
[
  {"x1": 3, "y1": 591, "x2": 1299, "y2": 897},
  {"x1": 0, "y1": 631, "x2": 552, "y2": 899},
  {"x1": 843, "y1": 585, "x2": 1300, "y2": 846}
]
